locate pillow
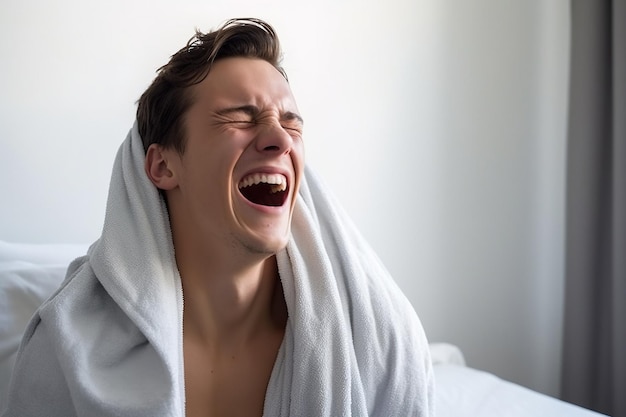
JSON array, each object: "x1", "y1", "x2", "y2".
[
  {"x1": 0, "y1": 240, "x2": 89, "y2": 265},
  {"x1": 0, "y1": 260, "x2": 75, "y2": 407},
  {"x1": 429, "y1": 342, "x2": 467, "y2": 366}
]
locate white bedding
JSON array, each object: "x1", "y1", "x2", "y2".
[
  {"x1": 434, "y1": 363, "x2": 606, "y2": 417},
  {"x1": 0, "y1": 242, "x2": 90, "y2": 407},
  {"x1": 0, "y1": 241, "x2": 608, "y2": 416}
]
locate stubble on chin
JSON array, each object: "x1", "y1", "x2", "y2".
[{"x1": 230, "y1": 231, "x2": 289, "y2": 257}]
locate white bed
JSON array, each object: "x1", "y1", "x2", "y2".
[
  {"x1": 429, "y1": 343, "x2": 606, "y2": 416},
  {"x1": 0, "y1": 240, "x2": 607, "y2": 416}
]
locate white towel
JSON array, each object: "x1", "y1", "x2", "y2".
[{"x1": 2, "y1": 122, "x2": 434, "y2": 416}]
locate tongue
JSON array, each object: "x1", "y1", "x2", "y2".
[{"x1": 240, "y1": 183, "x2": 285, "y2": 206}]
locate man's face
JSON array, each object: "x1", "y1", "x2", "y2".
[{"x1": 162, "y1": 57, "x2": 304, "y2": 255}]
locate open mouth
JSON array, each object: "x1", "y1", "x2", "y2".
[{"x1": 238, "y1": 173, "x2": 289, "y2": 207}]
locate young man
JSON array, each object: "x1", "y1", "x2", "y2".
[{"x1": 3, "y1": 18, "x2": 434, "y2": 416}]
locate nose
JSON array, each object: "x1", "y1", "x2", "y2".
[{"x1": 255, "y1": 121, "x2": 294, "y2": 154}]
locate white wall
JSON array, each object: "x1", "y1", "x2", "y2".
[
  {"x1": 0, "y1": 0, "x2": 569, "y2": 398},
  {"x1": 411, "y1": 2, "x2": 570, "y2": 397}
]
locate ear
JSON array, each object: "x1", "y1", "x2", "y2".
[{"x1": 145, "y1": 144, "x2": 179, "y2": 190}]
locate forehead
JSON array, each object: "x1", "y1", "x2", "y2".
[{"x1": 191, "y1": 57, "x2": 298, "y2": 111}]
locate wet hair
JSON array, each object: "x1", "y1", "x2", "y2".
[{"x1": 136, "y1": 18, "x2": 286, "y2": 154}]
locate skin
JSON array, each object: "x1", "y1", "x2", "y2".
[{"x1": 144, "y1": 57, "x2": 304, "y2": 417}]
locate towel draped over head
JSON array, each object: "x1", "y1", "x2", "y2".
[{"x1": 2, "y1": 123, "x2": 434, "y2": 416}]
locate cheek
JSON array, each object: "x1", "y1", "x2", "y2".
[
  {"x1": 291, "y1": 137, "x2": 305, "y2": 165},
  {"x1": 294, "y1": 144, "x2": 305, "y2": 181},
  {"x1": 178, "y1": 154, "x2": 230, "y2": 202}
]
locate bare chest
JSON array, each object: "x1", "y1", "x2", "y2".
[{"x1": 184, "y1": 337, "x2": 282, "y2": 417}]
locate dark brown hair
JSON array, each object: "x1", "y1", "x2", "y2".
[{"x1": 136, "y1": 18, "x2": 286, "y2": 154}]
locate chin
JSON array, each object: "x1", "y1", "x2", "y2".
[
  {"x1": 257, "y1": 238, "x2": 290, "y2": 255},
  {"x1": 241, "y1": 232, "x2": 290, "y2": 256}
]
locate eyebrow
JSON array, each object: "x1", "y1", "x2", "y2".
[
  {"x1": 216, "y1": 105, "x2": 304, "y2": 125},
  {"x1": 282, "y1": 111, "x2": 304, "y2": 126}
]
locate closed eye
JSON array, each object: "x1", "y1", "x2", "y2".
[
  {"x1": 227, "y1": 120, "x2": 255, "y2": 128},
  {"x1": 282, "y1": 124, "x2": 303, "y2": 135},
  {"x1": 280, "y1": 111, "x2": 304, "y2": 135},
  {"x1": 215, "y1": 106, "x2": 257, "y2": 125}
]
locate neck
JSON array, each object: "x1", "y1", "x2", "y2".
[{"x1": 177, "y1": 242, "x2": 286, "y2": 346}]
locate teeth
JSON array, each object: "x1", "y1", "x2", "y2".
[{"x1": 239, "y1": 173, "x2": 287, "y2": 193}]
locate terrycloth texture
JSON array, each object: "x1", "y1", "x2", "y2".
[
  {"x1": 0, "y1": 241, "x2": 90, "y2": 407},
  {"x1": 0, "y1": 261, "x2": 72, "y2": 408},
  {"x1": 2, "y1": 123, "x2": 434, "y2": 416}
]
